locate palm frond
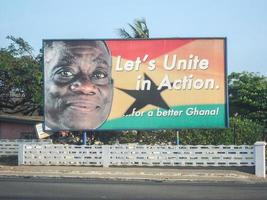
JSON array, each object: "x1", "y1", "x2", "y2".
[
  {"x1": 117, "y1": 28, "x2": 133, "y2": 39},
  {"x1": 117, "y1": 18, "x2": 150, "y2": 39}
]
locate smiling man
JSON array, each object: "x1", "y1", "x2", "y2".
[{"x1": 44, "y1": 40, "x2": 113, "y2": 131}]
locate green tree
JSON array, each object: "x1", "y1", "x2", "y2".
[
  {"x1": 117, "y1": 18, "x2": 149, "y2": 39},
  {"x1": 0, "y1": 36, "x2": 42, "y2": 115},
  {"x1": 228, "y1": 72, "x2": 267, "y2": 133},
  {"x1": 178, "y1": 117, "x2": 263, "y2": 145}
]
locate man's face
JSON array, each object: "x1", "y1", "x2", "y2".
[{"x1": 44, "y1": 41, "x2": 113, "y2": 130}]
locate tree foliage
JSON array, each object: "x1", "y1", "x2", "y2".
[
  {"x1": 117, "y1": 18, "x2": 149, "y2": 39},
  {"x1": 228, "y1": 72, "x2": 267, "y2": 126},
  {"x1": 179, "y1": 117, "x2": 263, "y2": 145},
  {"x1": 0, "y1": 36, "x2": 42, "y2": 115},
  {"x1": 95, "y1": 117, "x2": 263, "y2": 145}
]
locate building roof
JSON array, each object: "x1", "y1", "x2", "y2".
[{"x1": 0, "y1": 114, "x2": 43, "y2": 125}]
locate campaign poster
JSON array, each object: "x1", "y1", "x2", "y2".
[{"x1": 43, "y1": 38, "x2": 228, "y2": 131}]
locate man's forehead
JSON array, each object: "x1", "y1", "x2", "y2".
[
  {"x1": 46, "y1": 41, "x2": 109, "y2": 55},
  {"x1": 45, "y1": 41, "x2": 111, "y2": 70},
  {"x1": 66, "y1": 41, "x2": 108, "y2": 51},
  {"x1": 68, "y1": 44, "x2": 109, "y2": 58},
  {"x1": 68, "y1": 46, "x2": 106, "y2": 55}
]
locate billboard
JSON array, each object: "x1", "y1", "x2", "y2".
[{"x1": 43, "y1": 38, "x2": 228, "y2": 131}]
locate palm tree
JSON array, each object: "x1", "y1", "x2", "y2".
[{"x1": 117, "y1": 18, "x2": 149, "y2": 38}]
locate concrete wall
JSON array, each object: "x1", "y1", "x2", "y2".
[
  {"x1": 0, "y1": 139, "x2": 53, "y2": 156},
  {"x1": 19, "y1": 144, "x2": 255, "y2": 167}
]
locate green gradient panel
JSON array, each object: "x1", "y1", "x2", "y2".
[{"x1": 99, "y1": 104, "x2": 227, "y2": 130}]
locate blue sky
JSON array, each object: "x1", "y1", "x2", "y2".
[{"x1": 0, "y1": 0, "x2": 266, "y2": 75}]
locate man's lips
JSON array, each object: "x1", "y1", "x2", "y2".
[{"x1": 65, "y1": 100, "x2": 101, "y2": 112}]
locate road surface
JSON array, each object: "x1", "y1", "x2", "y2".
[{"x1": 0, "y1": 177, "x2": 266, "y2": 200}]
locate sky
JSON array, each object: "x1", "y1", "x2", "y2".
[{"x1": 0, "y1": 0, "x2": 266, "y2": 75}]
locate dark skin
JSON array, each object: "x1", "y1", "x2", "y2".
[{"x1": 44, "y1": 41, "x2": 113, "y2": 131}]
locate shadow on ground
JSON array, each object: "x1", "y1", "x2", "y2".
[
  {"x1": 0, "y1": 156, "x2": 17, "y2": 166},
  {"x1": 111, "y1": 165, "x2": 256, "y2": 174}
]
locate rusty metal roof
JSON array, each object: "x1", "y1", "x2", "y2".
[{"x1": 0, "y1": 114, "x2": 43, "y2": 124}]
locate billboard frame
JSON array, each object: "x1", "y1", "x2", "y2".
[{"x1": 42, "y1": 37, "x2": 228, "y2": 132}]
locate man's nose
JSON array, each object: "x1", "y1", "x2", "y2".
[{"x1": 70, "y1": 80, "x2": 97, "y2": 95}]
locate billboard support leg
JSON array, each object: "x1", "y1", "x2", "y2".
[
  {"x1": 176, "y1": 130, "x2": 180, "y2": 145},
  {"x1": 82, "y1": 131, "x2": 87, "y2": 145}
]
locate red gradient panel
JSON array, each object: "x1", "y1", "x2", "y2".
[{"x1": 106, "y1": 39, "x2": 194, "y2": 60}]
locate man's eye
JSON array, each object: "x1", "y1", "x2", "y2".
[
  {"x1": 90, "y1": 70, "x2": 110, "y2": 85},
  {"x1": 91, "y1": 71, "x2": 107, "y2": 79},
  {"x1": 53, "y1": 69, "x2": 74, "y2": 83},
  {"x1": 59, "y1": 71, "x2": 73, "y2": 77}
]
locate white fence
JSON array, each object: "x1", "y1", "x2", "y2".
[
  {"x1": 0, "y1": 139, "x2": 52, "y2": 156},
  {"x1": 108, "y1": 145, "x2": 255, "y2": 167},
  {"x1": 19, "y1": 144, "x2": 255, "y2": 167}
]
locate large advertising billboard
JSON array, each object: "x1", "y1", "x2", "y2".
[{"x1": 43, "y1": 38, "x2": 228, "y2": 131}]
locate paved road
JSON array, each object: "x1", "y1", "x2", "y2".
[{"x1": 0, "y1": 177, "x2": 266, "y2": 200}]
